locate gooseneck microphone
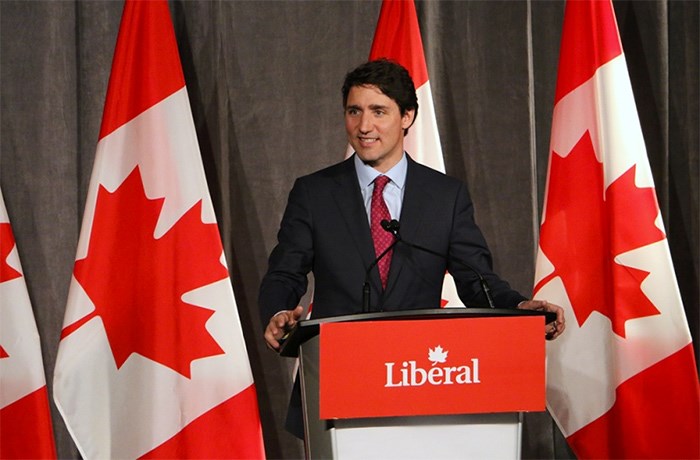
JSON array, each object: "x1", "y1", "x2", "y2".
[
  {"x1": 362, "y1": 235, "x2": 401, "y2": 313},
  {"x1": 380, "y1": 219, "x2": 496, "y2": 309}
]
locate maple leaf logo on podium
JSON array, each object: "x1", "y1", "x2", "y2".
[
  {"x1": 535, "y1": 131, "x2": 665, "y2": 338},
  {"x1": 65, "y1": 166, "x2": 228, "y2": 378},
  {"x1": 428, "y1": 346, "x2": 448, "y2": 366}
]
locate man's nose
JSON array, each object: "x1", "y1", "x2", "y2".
[{"x1": 358, "y1": 113, "x2": 373, "y2": 132}]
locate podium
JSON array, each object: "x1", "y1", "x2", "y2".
[{"x1": 280, "y1": 308, "x2": 550, "y2": 459}]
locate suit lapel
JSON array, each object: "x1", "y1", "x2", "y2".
[
  {"x1": 397, "y1": 157, "x2": 433, "y2": 243},
  {"x1": 331, "y1": 157, "x2": 379, "y2": 286},
  {"x1": 383, "y1": 157, "x2": 434, "y2": 300}
]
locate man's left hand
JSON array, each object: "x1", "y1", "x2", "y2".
[{"x1": 517, "y1": 299, "x2": 565, "y2": 340}]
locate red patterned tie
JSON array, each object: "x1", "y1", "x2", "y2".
[{"x1": 371, "y1": 175, "x2": 392, "y2": 289}]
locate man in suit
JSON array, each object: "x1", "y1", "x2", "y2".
[{"x1": 259, "y1": 59, "x2": 564, "y2": 437}]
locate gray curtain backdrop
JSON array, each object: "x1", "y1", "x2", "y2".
[{"x1": 1, "y1": 1, "x2": 697, "y2": 458}]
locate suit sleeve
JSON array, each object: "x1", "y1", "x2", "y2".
[
  {"x1": 258, "y1": 178, "x2": 314, "y2": 326},
  {"x1": 448, "y1": 182, "x2": 528, "y2": 308}
]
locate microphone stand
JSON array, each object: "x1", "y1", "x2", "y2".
[{"x1": 362, "y1": 238, "x2": 400, "y2": 313}]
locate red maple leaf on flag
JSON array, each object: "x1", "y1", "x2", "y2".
[
  {"x1": 1, "y1": 223, "x2": 22, "y2": 283},
  {"x1": 536, "y1": 131, "x2": 665, "y2": 337},
  {"x1": 66, "y1": 167, "x2": 228, "y2": 378}
]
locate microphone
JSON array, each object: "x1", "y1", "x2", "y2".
[
  {"x1": 380, "y1": 219, "x2": 496, "y2": 309},
  {"x1": 380, "y1": 218, "x2": 400, "y2": 236},
  {"x1": 362, "y1": 231, "x2": 401, "y2": 313}
]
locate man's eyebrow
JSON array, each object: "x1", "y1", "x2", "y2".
[{"x1": 345, "y1": 103, "x2": 391, "y2": 111}]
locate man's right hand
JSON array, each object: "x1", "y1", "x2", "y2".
[{"x1": 264, "y1": 305, "x2": 304, "y2": 351}]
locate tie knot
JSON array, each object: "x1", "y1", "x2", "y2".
[{"x1": 373, "y1": 175, "x2": 390, "y2": 195}]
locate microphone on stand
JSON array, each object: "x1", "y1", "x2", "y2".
[
  {"x1": 362, "y1": 234, "x2": 400, "y2": 313},
  {"x1": 380, "y1": 219, "x2": 496, "y2": 309}
]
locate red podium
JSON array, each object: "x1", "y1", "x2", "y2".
[{"x1": 280, "y1": 308, "x2": 549, "y2": 459}]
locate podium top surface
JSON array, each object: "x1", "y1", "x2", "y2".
[{"x1": 279, "y1": 307, "x2": 555, "y2": 357}]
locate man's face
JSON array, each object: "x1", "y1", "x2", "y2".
[{"x1": 344, "y1": 84, "x2": 415, "y2": 173}]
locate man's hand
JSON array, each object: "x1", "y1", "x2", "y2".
[
  {"x1": 518, "y1": 299, "x2": 565, "y2": 340},
  {"x1": 264, "y1": 305, "x2": 304, "y2": 351}
]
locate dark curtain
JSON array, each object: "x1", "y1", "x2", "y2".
[{"x1": 0, "y1": 1, "x2": 696, "y2": 458}]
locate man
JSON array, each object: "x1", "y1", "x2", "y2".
[{"x1": 259, "y1": 59, "x2": 564, "y2": 437}]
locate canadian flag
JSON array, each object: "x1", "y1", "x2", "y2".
[
  {"x1": 365, "y1": 0, "x2": 462, "y2": 306},
  {"x1": 0, "y1": 188, "x2": 57, "y2": 459},
  {"x1": 534, "y1": 1, "x2": 700, "y2": 458},
  {"x1": 52, "y1": 1, "x2": 265, "y2": 458}
]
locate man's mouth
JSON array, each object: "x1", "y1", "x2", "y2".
[{"x1": 358, "y1": 136, "x2": 378, "y2": 145}]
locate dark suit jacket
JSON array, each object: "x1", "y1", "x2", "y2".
[
  {"x1": 260, "y1": 154, "x2": 525, "y2": 321},
  {"x1": 259, "y1": 154, "x2": 527, "y2": 437}
]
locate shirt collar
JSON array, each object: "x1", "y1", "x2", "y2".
[{"x1": 353, "y1": 153, "x2": 408, "y2": 190}]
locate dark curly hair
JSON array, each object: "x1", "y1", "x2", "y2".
[{"x1": 342, "y1": 59, "x2": 419, "y2": 134}]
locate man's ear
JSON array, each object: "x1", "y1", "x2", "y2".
[{"x1": 402, "y1": 109, "x2": 416, "y2": 129}]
